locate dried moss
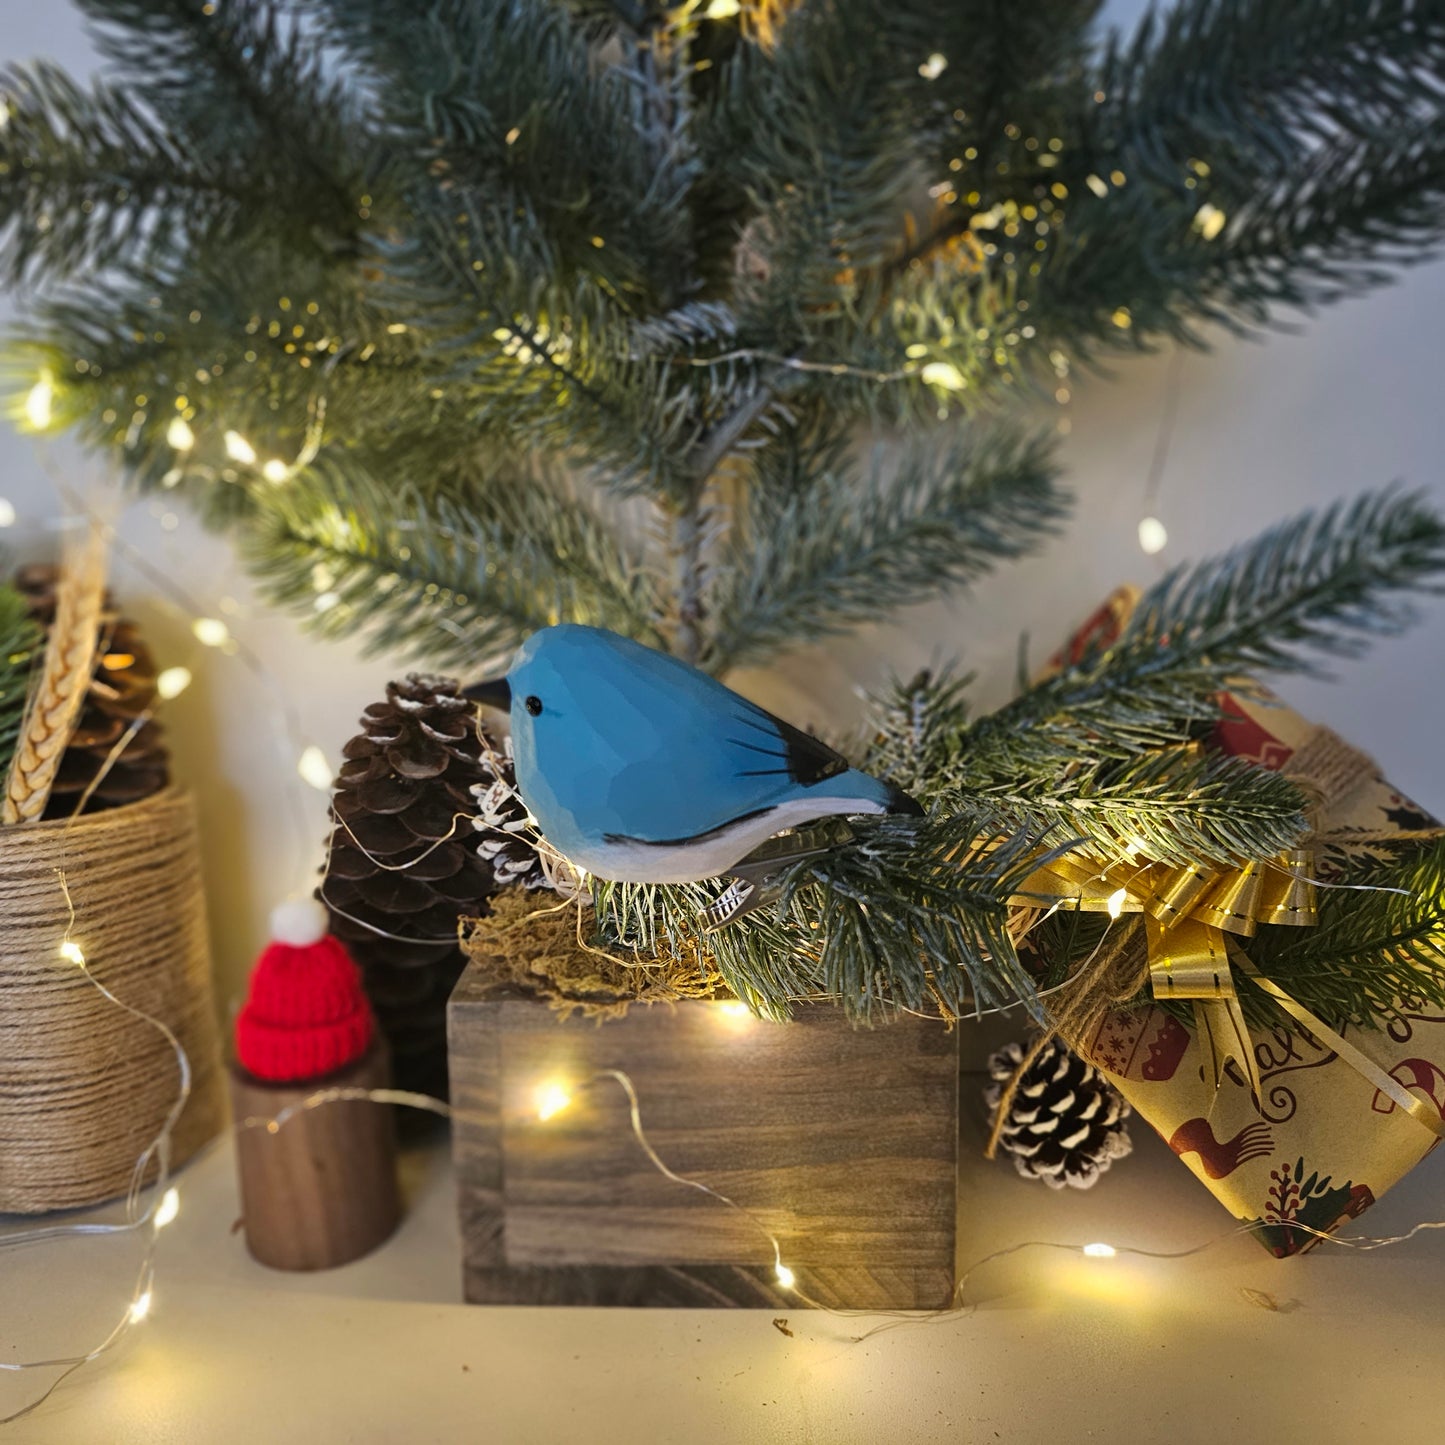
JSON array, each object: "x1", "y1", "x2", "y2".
[{"x1": 460, "y1": 887, "x2": 726, "y2": 1020}]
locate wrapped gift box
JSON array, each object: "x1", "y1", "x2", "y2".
[{"x1": 1072, "y1": 671, "x2": 1445, "y2": 1254}]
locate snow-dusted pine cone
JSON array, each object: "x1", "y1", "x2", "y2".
[
  {"x1": 985, "y1": 1037, "x2": 1133, "y2": 1190},
  {"x1": 14, "y1": 564, "x2": 170, "y2": 817},
  {"x1": 321, "y1": 674, "x2": 512, "y2": 1097},
  {"x1": 471, "y1": 736, "x2": 548, "y2": 891}
]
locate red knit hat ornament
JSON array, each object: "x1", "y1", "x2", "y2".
[{"x1": 235, "y1": 899, "x2": 375, "y2": 1083}]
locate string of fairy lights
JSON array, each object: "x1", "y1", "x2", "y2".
[{"x1": 0, "y1": 354, "x2": 1434, "y2": 1426}]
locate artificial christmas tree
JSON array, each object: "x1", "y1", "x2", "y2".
[{"x1": 0, "y1": 2, "x2": 1442, "y2": 1026}]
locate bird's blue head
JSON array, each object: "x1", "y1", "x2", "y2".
[{"x1": 462, "y1": 625, "x2": 685, "y2": 819}]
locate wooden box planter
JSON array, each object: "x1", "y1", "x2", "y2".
[{"x1": 448, "y1": 957, "x2": 959, "y2": 1309}]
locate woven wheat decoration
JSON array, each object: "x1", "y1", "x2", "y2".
[{"x1": 3, "y1": 525, "x2": 107, "y2": 825}]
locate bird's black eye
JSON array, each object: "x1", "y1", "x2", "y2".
[{"x1": 524, "y1": 695, "x2": 543, "y2": 717}]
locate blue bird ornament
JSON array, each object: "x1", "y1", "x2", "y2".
[{"x1": 465, "y1": 624, "x2": 921, "y2": 886}]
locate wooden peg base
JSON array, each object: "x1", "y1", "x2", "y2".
[{"x1": 230, "y1": 1044, "x2": 401, "y2": 1271}]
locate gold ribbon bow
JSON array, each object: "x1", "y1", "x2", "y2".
[{"x1": 1016, "y1": 848, "x2": 1318, "y2": 1098}]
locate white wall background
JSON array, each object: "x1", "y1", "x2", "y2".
[{"x1": 2, "y1": 2, "x2": 1441, "y2": 1008}]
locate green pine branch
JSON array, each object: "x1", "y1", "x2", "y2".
[
  {"x1": 0, "y1": 63, "x2": 240, "y2": 283},
  {"x1": 866, "y1": 666, "x2": 1308, "y2": 865},
  {"x1": 953, "y1": 491, "x2": 1445, "y2": 785},
  {"x1": 241, "y1": 457, "x2": 666, "y2": 666},
  {"x1": 1244, "y1": 836, "x2": 1445, "y2": 1028},
  {"x1": 1029, "y1": 0, "x2": 1445, "y2": 345},
  {"x1": 310, "y1": 0, "x2": 698, "y2": 311},
  {"x1": 595, "y1": 806, "x2": 1058, "y2": 1022},
  {"x1": 703, "y1": 428, "x2": 1067, "y2": 674},
  {"x1": 76, "y1": 0, "x2": 367, "y2": 249}
]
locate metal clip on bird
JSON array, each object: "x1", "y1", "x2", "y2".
[{"x1": 701, "y1": 817, "x2": 858, "y2": 930}]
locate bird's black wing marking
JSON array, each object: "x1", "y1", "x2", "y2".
[
  {"x1": 731, "y1": 714, "x2": 781, "y2": 738},
  {"x1": 603, "y1": 806, "x2": 775, "y2": 849},
  {"x1": 731, "y1": 703, "x2": 850, "y2": 788},
  {"x1": 730, "y1": 738, "x2": 792, "y2": 760}
]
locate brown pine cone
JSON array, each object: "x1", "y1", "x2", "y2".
[
  {"x1": 13, "y1": 565, "x2": 171, "y2": 818},
  {"x1": 319, "y1": 674, "x2": 542, "y2": 1098}
]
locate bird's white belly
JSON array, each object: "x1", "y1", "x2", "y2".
[{"x1": 568, "y1": 794, "x2": 890, "y2": 885}]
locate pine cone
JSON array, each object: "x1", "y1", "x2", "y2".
[
  {"x1": 13, "y1": 565, "x2": 171, "y2": 818},
  {"x1": 319, "y1": 674, "x2": 541, "y2": 1098},
  {"x1": 984, "y1": 1037, "x2": 1133, "y2": 1190},
  {"x1": 471, "y1": 736, "x2": 549, "y2": 891}
]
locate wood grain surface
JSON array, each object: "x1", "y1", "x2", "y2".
[
  {"x1": 450, "y1": 966, "x2": 959, "y2": 1309},
  {"x1": 230, "y1": 1044, "x2": 402, "y2": 1272}
]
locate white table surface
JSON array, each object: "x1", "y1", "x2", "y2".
[{"x1": 5, "y1": 1034, "x2": 1443, "y2": 1445}]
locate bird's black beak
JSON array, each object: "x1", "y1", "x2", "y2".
[{"x1": 463, "y1": 676, "x2": 512, "y2": 711}]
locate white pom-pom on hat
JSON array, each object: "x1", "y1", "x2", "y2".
[{"x1": 269, "y1": 896, "x2": 330, "y2": 948}]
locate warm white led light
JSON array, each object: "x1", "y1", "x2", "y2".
[
  {"x1": 156, "y1": 666, "x2": 193, "y2": 701},
  {"x1": 24, "y1": 374, "x2": 54, "y2": 430},
  {"x1": 223, "y1": 430, "x2": 257, "y2": 465},
  {"x1": 920, "y1": 360, "x2": 966, "y2": 391},
  {"x1": 1082, "y1": 1242, "x2": 1117, "y2": 1258},
  {"x1": 58, "y1": 940, "x2": 86, "y2": 966},
  {"x1": 0, "y1": 498, "x2": 15, "y2": 528},
  {"x1": 1106, "y1": 888, "x2": 1129, "y2": 920},
  {"x1": 297, "y1": 746, "x2": 334, "y2": 792},
  {"x1": 191, "y1": 617, "x2": 230, "y2": 648},
  {"x1": 129, "y1": 1289, "x2": 153, "y2": 1323},
  {"x1": 1138, "y1": 516, "x2": 1169, "y2": 555},
  {"x1": 534, "y1": 1081, "x2": 573, "y2": 1122},
  {"x1": 775, "y1": 1263, "x2": 796, "y2": 1289},
  {"x1": 154, "y1": 1188, "x2": 180, "y2": 1229},
  {"x1": 1193, "y1": 203, "x2": 1227, "y2": 241},
  {"x1": 166, "y1": 416, "x2": 195, "y2": 451},
  {"x1": 261, "y1": 459, "x2": 289, "y2": 484}
]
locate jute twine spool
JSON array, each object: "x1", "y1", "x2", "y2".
[{"x1": 0, "y1": 786, "x2": 224, "y2": 1212}]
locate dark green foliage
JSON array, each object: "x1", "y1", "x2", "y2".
[
  {"x1": 703, "y1": 428, "x2": 1068, "y2": 673},
  {"x1": 859, "y1": 491, "x2": 1443, "y2": 868},
  {"x1": 6, "y1": 1, "x2": 1445, "y2": 661},
  {"x1": 3, "y1": 1, "x2": 1445, "y2": 1019},
  {"x1": 600, "y1": 492, "x2": 1445, "y2": 1018},
  {"x1": 949, "y1": 491, "x2": 1445, "y2": 774},
  {"x1": 1244, "y1": 836, "x2": 1445, "y2": 1030},
  {"x1": 242, "y1": 459, "x2": 665, "y2": 667},
  {"x1": 0, "y1": 584, "x2": 42, "y2": 779},
  {"x1": 595, "y1": 807, "x2": 1058, "y2": 1023}
]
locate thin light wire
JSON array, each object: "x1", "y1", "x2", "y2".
[
  {"x1": 0, "y1": 869, "x2": 191, "y2": 1426},
  {"x1": 11, "y1": 1028, "x2": 1445, "y2": 1426},
  {"x1": 1142, "y1": 345, "x2": 1185, "y2": 518}
]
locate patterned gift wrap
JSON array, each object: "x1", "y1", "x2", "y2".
[{"x1": 1074, "y1": 678, "x2": 1444, "y2": 1255}]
